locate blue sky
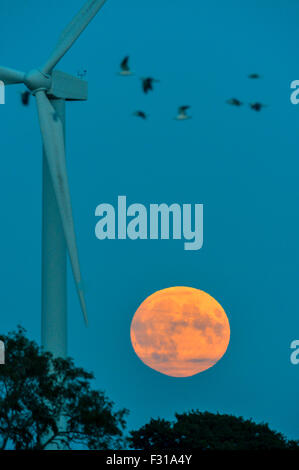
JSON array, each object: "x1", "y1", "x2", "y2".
[{"x1": 1, "y1": 0, "x2": 299, "y2": 440}]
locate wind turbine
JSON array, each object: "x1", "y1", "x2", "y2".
[{"x1": 0, "y1": 0, "x2": 108, "y2": 358}]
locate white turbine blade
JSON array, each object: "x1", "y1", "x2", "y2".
[
  {"x1": 35, "y1": 90, "x2": 88, "y2": 326},
  {"x1": 0, "y1": 66, "x2": 25, "y2": 85},
  {"x1": 41, "y1": 0, "x2": 108, "y2": 74}
]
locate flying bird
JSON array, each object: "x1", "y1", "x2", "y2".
[
  {"x1": 249, "y1": 102, "x2": 267, "y2": 112},
  {"x1": 21, "y1": 91, "x2": 30, "y2": 106},
  {"x1": 175, "y1": 106, "x2": 192, "y2": 120},
  {"x1": 133, "y1": 111, "x2": 148, "y2": 120},
  {"x1": 119, "y1": 56, "x2": 133, "y2": 76},
  {"x1": 226, "y1": 98, "x2": 243, "y2": 106},
  {"x1": 141, "y1": 77, "x2": 159, "y2": 94},
  {"x1": 248, "y1": 73, "x2": 261, "y2": 79}
]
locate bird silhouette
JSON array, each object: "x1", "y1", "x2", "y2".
[
  {"x1": 133, "y1": 111, "x2": 148, "y2": 120},
  {"x1": 175, "y1": 106, "x2": 192, "y2": 120},
  {"x1": 248, "y1": 73, "x2": 261, "y2": 79},
  {"x1": 250, "y1": 102, "x2": 267, "y2": 112},
  {"x1": 21, "y1": 91, "x2": 30, "y2": 106},
  {"x1": 119, "y1": 56, "x2": 133, "y2": 76},
  {"x1": 141, "y1": 77, "x2": 159, "y2": 94},
  {"x1": 226, "y1": 98, "x2": 243, "y2": 107}
]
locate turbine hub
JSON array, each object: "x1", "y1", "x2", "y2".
[{"x1": 24, "y1": 69, "x2": 52, "y2": 92}]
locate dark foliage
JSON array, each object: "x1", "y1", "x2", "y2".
[
  {"x1": 129, "y1": 410, "x2": 299, "y2": 450},
  {"x1": 0, "y1": 327, "x2": 128, "y2": 450}
]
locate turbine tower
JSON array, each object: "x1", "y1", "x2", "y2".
[{"x1": 0, "y1": 0, "x2": 108, "y2": 358}]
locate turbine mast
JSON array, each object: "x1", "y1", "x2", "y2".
[{"x1": 41, "y1": 99, "x2": 68, "y2": 359}]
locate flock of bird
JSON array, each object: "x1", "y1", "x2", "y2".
[
  {"x1": 19, "y1": 57, "x2": 267, "y2": 119},
  {"x1": 226, "y1": 73, "x2": 267, "y2": 112},
  {"x1": 117, "y1": 55, "x2": 192, "y2": 121}
]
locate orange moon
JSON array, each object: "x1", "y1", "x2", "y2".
[{"x1": 130, "y1": 287, "x2": 230, "y2": 377}]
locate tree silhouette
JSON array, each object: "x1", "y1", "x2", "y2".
[
  {"x1": 129, "y1": 411, "x2": 299, "y2": 450},
  {"x1": 0, "y1": 327, "x2": 128, "y2": 450}
]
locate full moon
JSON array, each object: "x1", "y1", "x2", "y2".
[{"x1": 130, "y1": 287, "x2": 230, "y2": 377}]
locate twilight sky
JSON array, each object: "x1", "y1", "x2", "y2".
[{"x1": 1, "y1": 0, "x2": 299, "y2": 440}]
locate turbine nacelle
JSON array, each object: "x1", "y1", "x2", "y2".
[{"x1": 0, "y1": 65, "x2": 88, "y2": 101}]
